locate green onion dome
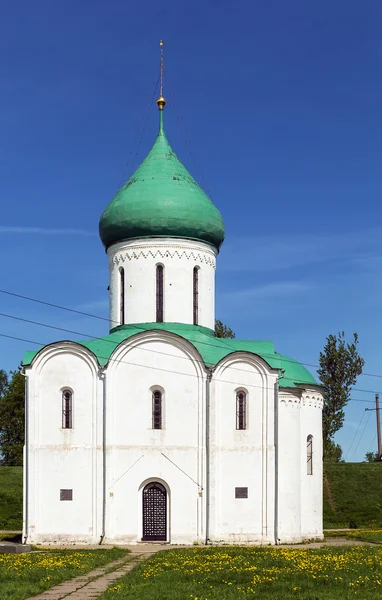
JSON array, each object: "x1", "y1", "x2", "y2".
[{"x1": 99, "y1": 108, "x2": 225, "y2": 251}]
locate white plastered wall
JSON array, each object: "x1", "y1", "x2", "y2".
[
  {"x1": 107, "y1": 238, "x2": 216, "y2": 330},
  {"x1": 103, "y1": 331, "x2": 206, "y2": 544},
  {"x1": 209, "y1": 353, "x2": 278, "y2": 544},
  {"x1": 24, "y1": 343, "x2": 101, "y2": 544},
  {"x1": 300, "y1": 391, "x2": 323, "y2": 538},
  {"x1": 277, "y1": 388, "x2": 323, "y2": 543}
]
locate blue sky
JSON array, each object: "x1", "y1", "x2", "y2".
[{"x1": 1, "y1": 0, "x2": 381, "y2": 461}]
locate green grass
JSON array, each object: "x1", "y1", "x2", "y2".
[
  {"x1": 325, "y1": 529, "x2": 382, "y2": 544},
  {"x1": 351, "y1": 531, "x2": 382, "y2": 543},
  {"x1": 0, "y1": 467, "x2": 22, "y2": 530},
  {"x1": 98, "y1": 546, "x2": 382, "y2": 599},
  {"x1": 0, "y1": 548, "x2": 129, "y2": 600},
  {"x1": 324, "y1": 462, "x2": 382, "y2": 529}
]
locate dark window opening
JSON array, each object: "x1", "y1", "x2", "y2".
[
  {"x1": 62, "y1": 390, "x2": 73, "y2": 429},
  {"x1": 156, "y1": 265, "x2": 164, "y2": 322},
  {"x1": 120, "y1": 267, "x2": 125, "y2": 325},
  {"x1": 307, "y1": 435, "x2": 313, "y2": 475},
  {"x1": 235, "y1": 487, "x2": 248, "y2": 499},
  {"x1": 60, "y1": 489, "x2": 73, "y2": 501},
  {"x1": 236, "y1": 391, "x2": 247, "y2": 430},
  {"x1": 193, "y1": 267, "x2": 199, "y2": 325},
  {"x1": 152, "y1": 390, "x2": 162, "y2": 429}
]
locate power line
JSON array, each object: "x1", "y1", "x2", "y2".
[
  {"x1": 366, "y1": 434, "x2": 377, "y2": 454},
  {"x1": 0, "y1": 309, "x2": 380, "y2": 396},
  {"x1": 350, "y1": 410, "x2": 372, "y2": 461},
  {"x1": 0, "y1": 288, "x2": 114, "y2": 324},
  {"x1": 350, "y1": 398, "x2": 375, "y2": 404},
  {"x1": 0, "y1": 330, "x2": 375, "y2": 403},
  {"x1": 0, "y1": 287, "x2": 381, "y2": 388},
  {"x1": 0, "y1": 286, "x2": 378, "y2": 379},
  {"x1": 344, "y1": 412, "x2": 365, "y2": 460},
  {"x1": 0, "y1": 332, "x2": 312, "y2": 394}
]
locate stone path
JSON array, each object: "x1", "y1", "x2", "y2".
[{"x1": 26, "y1": 551, "x2": 156, "y2": 600}]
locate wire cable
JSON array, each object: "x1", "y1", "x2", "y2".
[
  {"x1": 0, "y1": 309, "x2": 380, "y2": 396},
  {"x1": 344, "y1": 411, "x2": 365, "y2": 460},
  {"x1": 1, "y1": 288, "x2": 382, "y2": 395},
  {"x1": 0, "y1": 330, "x2": 375, "y2": 403},
  {"x1": 366, "y1": 434, "x2": 377, "y2": 455},
  {"x1": 1, "y1": 286, "x2": 379, "y2": 381},
  {"x1": 350, "y1": 410, "x2": 372, "y2": 461}
]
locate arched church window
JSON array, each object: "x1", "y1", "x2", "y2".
[
  {"x1": 152, "y1": 390, "x2": 162, "y2": 429},
  {"x1": 236, "y1": 390, "x2": 247, "y2": 430},
  {"x1": 307, "y1": 435, "x2": 313, "y2": 475},
  {"x1": 156, "y1": 265, "x2": 164, "y2": 322},
  {"x1": 62, "y1": 390, "x2": 73, "y2": 429},
  {"x1": 120, "y1": 267, "x2": 125, "y2": 325},
  {"x1": 193, "y1": 267, "x2": 199, "y2": 325}
]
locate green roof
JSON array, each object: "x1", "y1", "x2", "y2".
[
  {"x1": 99, "y1": 110, "x2": 225, "y2": 251},
  {"x1": 22, "y1": 322, "x2": 318, "y2": 389}
]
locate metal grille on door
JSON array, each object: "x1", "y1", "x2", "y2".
[{"x1": 142, "y1": 482, "x2": 167, "y2": 541}]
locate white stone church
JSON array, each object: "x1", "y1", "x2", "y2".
[{"x1": 22, "y1": 90, "x2": 323, "y2": 546}]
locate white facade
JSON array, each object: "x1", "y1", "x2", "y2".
[{"x1": 23, "y1": 321, "x2": 323, "y2": 545}]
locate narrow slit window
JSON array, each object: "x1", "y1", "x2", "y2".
[
  {"x1": 307, "y1": 435, "x2": 313, "y2": 475},
  {"x1": 236, "y1": 391, "x2": 247, "y2": 430},
  {"x1": 62, "y1": 390, "x2": 73, "y2": 429},
  {"x1": 152, "y1": 390, "x2": 162, "y2": 429},
  {"x1": 120, "y1": 267, "x2": 125, "y2": 325},
  {"x1": 193, "y1": 267, "x2": 199, "y2": 325},
  {"x1": 156, "y1": 265, "x2": 164, "y2": 322}
]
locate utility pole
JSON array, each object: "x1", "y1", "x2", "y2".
[
  {"x1": 376, "y1": 394, "x2": 382, "y2": 461},
  {"x1": 365, "y1": 393, "x2": 382, "y2": 461}
]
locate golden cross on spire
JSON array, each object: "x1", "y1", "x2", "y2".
[{"x1": 157, "y1": 40, "x2": 166, "y2": 110}]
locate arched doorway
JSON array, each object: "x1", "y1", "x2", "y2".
[{"x1": 142, "y1": 482, "x2": 167, "y2": 541}]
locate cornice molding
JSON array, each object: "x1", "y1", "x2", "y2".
[
  {"x1": 279, "y1": 393, "x2": 323, "y2": 409},
  {"x1": 109, "y1": 245, "x2": 216, "y2": 269}
]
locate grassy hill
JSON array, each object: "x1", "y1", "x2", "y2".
[
  {"x1": 0, "y1": 467, "x2": 23, "y2": 530},
  {"x1": 323, "y1": 462, "x2": 382, "y2": 529},
  {"x1": 0, "y1": 463, "x2": 381, "y2": 532}
]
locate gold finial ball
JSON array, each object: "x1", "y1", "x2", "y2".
[
  {"x1": 160, "y1": 40, "x2": 164, "y2": 46},
  {"x1": 157, "y1": 96, "x2": 166, "y2": 110}
]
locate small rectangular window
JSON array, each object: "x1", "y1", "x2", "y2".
[
  {"x1": 235, "y1": 487, "x2": 248, "y2": 499},
  {"x1": 60, "y1": 489, "x2": 73, "y2": 501}
]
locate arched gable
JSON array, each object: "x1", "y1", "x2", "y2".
[
  {"x1": 105, "y1": 329, "x2": 207, "y2": 381},
  {"x1": 28, "y1": 341, "x2": 99, "y2": 378},
  {"x1": 213, "y1": 350, "x2": 279, "y2": 385}
]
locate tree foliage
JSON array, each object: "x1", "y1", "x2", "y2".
[
  {"x1": 215, "y1": 320, "x2": 235, "y2": 339},
  {"x1": 325, "y1": 439, "x2": 343, "y2": 463},
  {"x1": 0, "y1": 370, "x2": 25, "y2": 466},
  {"x1": 365, "y1": 451, "x2": 381, "y2": 463},
  {"x1": 318, "y1": 332, "x2": 364, "y2": 461}
]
